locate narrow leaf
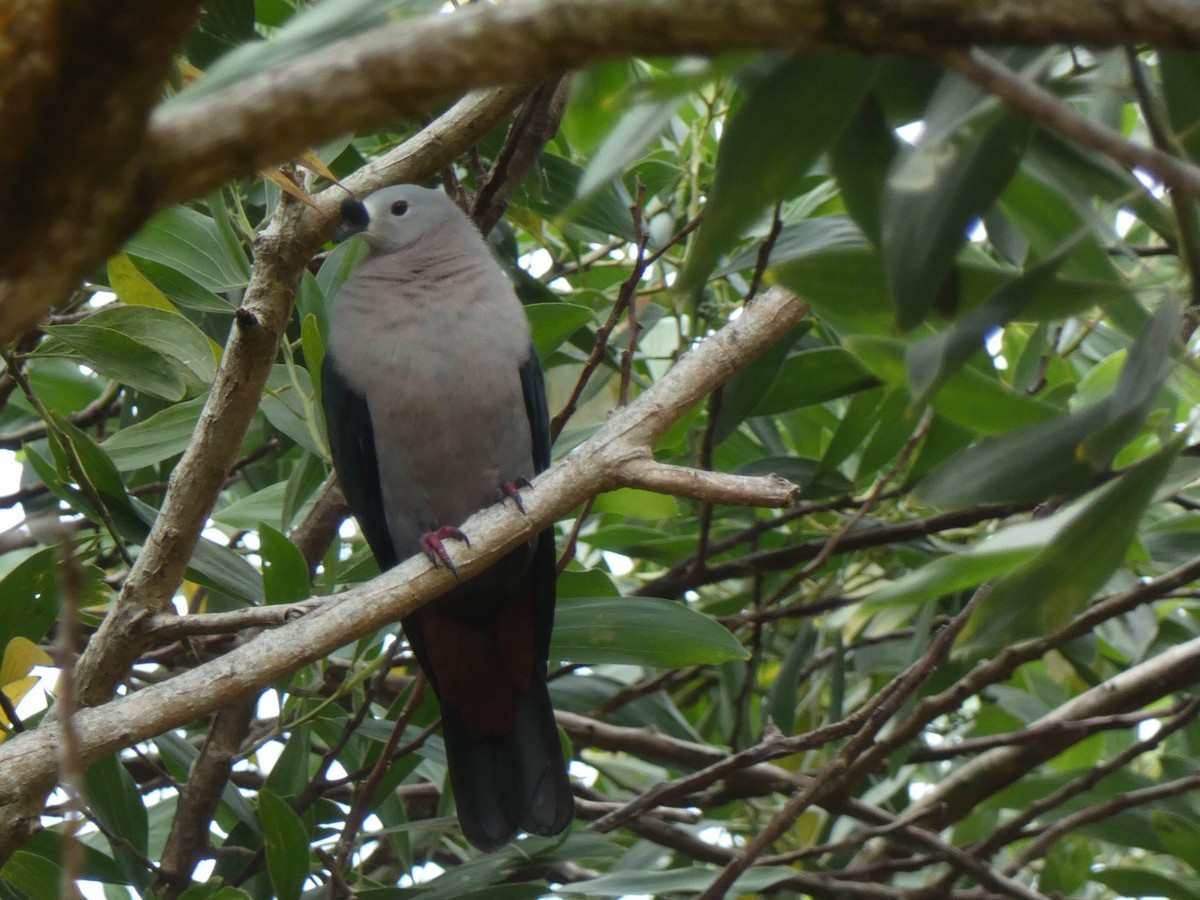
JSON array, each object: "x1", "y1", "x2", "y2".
[
  {"x1": 956, "y1": 442, "x2": 1180, "y2": 655},
  {"x1": 882, "y1": 105, "x2": 1032, "y2": 329},
  {"x1": 551, "y1": 597, "x2": 748, "y2": 667},
  {"x1": 681, "y1": 51, "x2": 877, "y2": 290},
  {"x1": 101, "y1": 397, "x2": 206, "y2": 471},
  {"x1": 259, "y1": 524, "x2": 311, "y2": 605},
  {"x1": 259, "y1": 788, "x2": 310, "y2": 900},
  {"x1": 907, "y1": 230, "x2": 1088, "y2": 405}
]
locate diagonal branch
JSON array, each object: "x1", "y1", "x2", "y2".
[{"x1": 0, "y1": 287, "x2": 806, "y2": 824}]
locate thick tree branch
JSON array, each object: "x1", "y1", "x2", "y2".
[
  {"x1": 144, "y1": 0, "x2": 1200, "y2": 214},
  {"x1": 907, "y1": 633, "x2": 1200, "y2": 830},
  {"x1": 8, "y1": 1, "x2": 1200, "y2": 346},
  {"x1": 0, "y1": 0, "x2": 201, "y2": 344}
]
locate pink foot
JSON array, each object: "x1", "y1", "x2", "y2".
[
  {"x1": 420, "y1": 525, "x2": 469, "y2": 577},
  {"x1": 499, "y1": 476, "x2": 533, "y2": 514}
]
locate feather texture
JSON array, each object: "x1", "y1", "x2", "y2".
[{"x1": 322, "y1": 185, "x2": 572, "y2": 850}]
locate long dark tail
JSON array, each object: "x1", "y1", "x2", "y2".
[{"x1": 439, "y1": 673, "x2": 573, "y2": 852}]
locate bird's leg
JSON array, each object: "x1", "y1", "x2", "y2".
[
  {"x1": 498, "y1": 476, "x2": 533, "y2": 514},
  {"x1": 420, "y1": 525, "x2": 470, "y2": 577}
]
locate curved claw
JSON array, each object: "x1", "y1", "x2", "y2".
[
  {"x1": 499, "y1": 476, "x2": 533, "y2": 514},
  {"x1": 420, "y1": 525, "x2": 470, "y2": 577}
]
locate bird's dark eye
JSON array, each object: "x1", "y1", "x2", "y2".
[{"x1": 391, "y1": 200, "x2": 409, "y2": 216}]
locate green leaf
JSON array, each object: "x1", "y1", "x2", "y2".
[
  {"x1": 955, "y1": 442, "x2": 1179, "y2": 655},
  {"x1": 6, "y1": 830, "x2": 127, "y2": 889},
  {"x1": 771, "y1": 241, "x2": 1127, "y2": 337},
  {"x1": 864, "y1": 511, "x2": 1073, "y2": 609},
  {"x1": 48, "y1": 414, "x2": 130, "y2": 509},
  {"x1": 262, "y1": 365, "x2": 323, "y2": 456},
  {"x1": 723, "y1": 214, "x2": 868, "y2": 274},
  {"x1": 557, "y1": 865, "x2": 796, "y2": 897},
  {"x1": 106, "y1": 253, "x2": 177, "y2": 311},
  {"x1": 590, "y1": 488, "x2": 678, "y2": 520},
  {"x1": 516, "y1": 153, "x2": 637, "y2": 241},
  {"x1": 101, "y1": 397, "x2": 206, "y2": 471},
  {"x1": 0, "y1": 850, "x2": 60, "y2": 900},
  {"x1": 37, "y1": 323, "x2": 189, "y2": 401},
  {"x1": 845, "y1": 335, "x2": 1058, "y2": 435},
  {"x1": 526, "y1": 303, "x2": 595, "y2": 359},
  {"x1": 124, "y1": 205, "x2": 250, "y2": 293},
  {"x1": 130, "y1": 256, "x2": 234, "y2": 314},
  {"x1": 550, "y1": 597, "x2": 748, "y2": 667},
  {"x1": 906, "y1": 230, "x2": 1088, "y2": 405},
  {"x1": 174, "y1": 0, "x2": 442, "y2": 105},
  {"x1": 301, "y1": 313, "x2": 325, "y2": 410},
  {"x1": 127, "y1": 498, "x2": 265, "y2": 605},
  {"x1": 259, "y1": 524, "x2": 311, "y2": 605},
  {"x1": 263, "y1": 722, "x2": 312, "y2": 802},
  {"x1": 178, "y1": 887, "x2": 257, "y2": 900},
  {"x1": 1160, "y1": 50, "x2": 1200, "y2": 163},
  {"x1": 576, "y1": 61, "x2": 696, "y2": 198},
  {"x1": 0, "y1": 547, "x2": 107, "y2": 654},
  {"x1": 711, "y1": 323, "x2": 810, "y2": 443},
  {"x1": 918, "y1": 301, "x2": 1180, "y2": 506},
  {"x1": 83, "y1": 754, "x2": 149, "y2": 889},
  {"x1": 40, "y1": 305, "x2": 216, "y2": 400},
  {"x1": 259, "y1": 788, "x2": 310, "y2": 900},
  {"x1": 752, "y1": 347, "x2": 880, "y2": 415},
  {"x1": 93, "y1": 305, "x2": 218, "y2": 383},
  {"x1": 830, "y1": 92, "x2": 898, "y2": 243},
  {"x1": 1091, "y1": 867, "x2": 1200, "y2": 900},
  {"x1": 882, "y1": 96, "x2": 1032, "y2": 329},
  {"x1": 681, "y1": 51, "x2": 877, "y2": 290},
  {"x1": 818, "y1": 387, "x2": 885, "y2": 474},
  {"x1": 213, "y1": 483, "x2": 289, "y2": 531}
]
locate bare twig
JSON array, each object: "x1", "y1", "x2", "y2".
[{"x1": 946, "y1": 47, "x2": 1200, "y2": 199}]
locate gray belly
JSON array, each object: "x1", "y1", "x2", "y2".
[{"x1": 369, "y1": 369, "x2": 532, "y2": 558}]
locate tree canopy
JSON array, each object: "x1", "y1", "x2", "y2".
[{"x1": 2, "y1": 1, "x2": 1200, "y2": 898}]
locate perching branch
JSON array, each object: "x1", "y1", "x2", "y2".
[{"x1": 0, "y1": 287, "x2": 806, "y2": 833}]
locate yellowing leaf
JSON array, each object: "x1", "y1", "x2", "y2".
[
  {"x1": 1, "y1": 636, "x2": 52, "y2": 685},
  {"x1": 107, "y1": 253, "x2": 176, "y2": 312},
  {"x1": 0, "y1": 676, "x2": 40, "y2": 731},
  {"x1": 261, "y1": 169, "x2": 320, "y2": 210},
  {"x1": 297, "y1": 150, "x2": 340, "y2": 186},
  {"x1": 177, "y1": 60, "x2": 204, "y2": 85}
]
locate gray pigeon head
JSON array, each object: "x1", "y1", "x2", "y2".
[{"x1": 335, "y1": 184, "x2": 468, "y2": 253}]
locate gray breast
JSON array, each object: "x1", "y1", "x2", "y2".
[{"x1": 330, "y1": 256, "x2": 533, "y2": 558}]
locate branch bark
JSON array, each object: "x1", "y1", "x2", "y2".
[
  {"x1": 0, "y1": 0, "x2": 201, "y2": 344},
  {"x1": 144, "y1": 0, "x2": 1200, "y2": 215},
  {"x1": 0, "y1": 286, "x2": 806, "y2": 856},
  {"x1": 7, "y1": 0, "x2": 1200, "y2": 344},
  {"x1": 908, "y1": 633, "x2": 1200, "y2": 830}
]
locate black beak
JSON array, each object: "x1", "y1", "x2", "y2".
[{"x1": 332, "y1": 197, "x2": 369, "y2": 243}]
